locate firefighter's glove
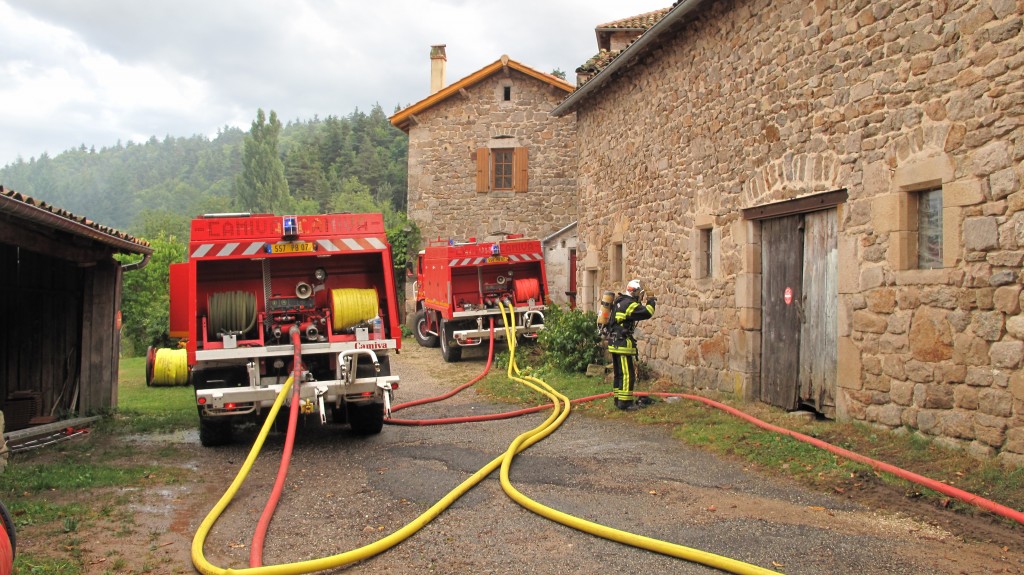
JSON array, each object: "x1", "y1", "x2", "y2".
[{"x1": 646, "y1": 296, "x2": 657, "y2": 308}]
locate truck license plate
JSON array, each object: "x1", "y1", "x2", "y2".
[
  {"x1": 272, "y1": 242, "x2": 315, "y2": 254},
  {"x1": 486, "y1": 256, "x2": 509, "y2": 263}
]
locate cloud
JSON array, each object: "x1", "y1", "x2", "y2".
[{"x1": 0, "y1": 0, "x2": 671, "y2": 165}]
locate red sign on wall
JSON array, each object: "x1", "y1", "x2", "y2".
[{"x1": 784, "y1": 287, "x2": 793, "y2": 305}]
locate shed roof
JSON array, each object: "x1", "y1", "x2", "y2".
[
  {"x1": 0, "y1": 186, "x2": 152, "y2": 255},
  {"x1": 389, "y1": 55, "x2": 575, "y2": 132}
]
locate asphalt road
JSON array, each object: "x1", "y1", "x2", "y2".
[{"x1": 171, "y1": 342, "x2": 1024, "y2": 575}]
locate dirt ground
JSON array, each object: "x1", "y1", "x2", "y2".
[{"x1": 12, "y1": 341, "x2": 1024, "y2": 574}]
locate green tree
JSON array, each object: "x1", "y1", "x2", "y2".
[
  {"x1": 118, "y1": 233, "x2": 187, "y2": 355},
  {"x1": 234, "y1": 109, "x2": 290, "y2": 213}
]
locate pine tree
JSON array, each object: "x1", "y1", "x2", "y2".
[{"x1": 234, "y1": 109, "x2": 290, "y2": 213}]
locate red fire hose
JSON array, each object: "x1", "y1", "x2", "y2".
[
  {"x1": 249, "y1": 327, "x2": 304, "y2": 567},
  {"x1": 387, "y1": 327, "x2": 1024, "y2": 525}
]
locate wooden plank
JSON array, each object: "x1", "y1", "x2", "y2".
[
  {"x1": 760, "y1": 214, "x2": 803, "y2": 410},
  {"x1": 799, "y1": 210, "x2": 838, "y2": 417}
]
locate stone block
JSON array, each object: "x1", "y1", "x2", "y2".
[
  {"x1": 994, "y1": 286, "x2": 1022, "y2": 314},
  {"x1": 738, "y1": 307, "x2": 761, "y2": 330},
  {"x1": 943, "y1": 179, "x2": 985, "y2": 207},
  {"x1": 888, "y1": 231, "x2": 917, "y2": 270},
  {"x1": 890, "y1": 380, "x2": 915, "y2": 405},
  {"x1": 838, "y1": 236, "x2": 859, "y2": 294},
  {"x1": 943, "y1": 206, "x2": 963, "y2": 268},
  {"x1": 734, "y1": 273, "x2": 761, "y2": 308},
  {"x1": 963, "y1": 216, "x2": 1000, "y2": 251},
  {"x1": 860, "y1": 265, "x2": 886, "y2": 289},
  {"x1": 923, "y1": 384, "x2": 954, "y2": 409},
  {"x1": 741, "y1": 243, "x2": 761, "y2": 274},
  {"x1": 853, "y1": 310, "x2": 887, "y2": 333},
  {"x1": 863, "y1": 160, "x2": 891, "y2": 196},
  {"x1": 866, "y1": 403, "x2": 903, "y2": 427},
  {"x1": 838, "y1": 337, "x2": 862, "y2": 390},
  {"x1": 893, "y1": 155, "x2": 954, "y2": 189},
  {"x1": 971, "y1": 311, "x2": 1005, "y2": 342},
  {"x1": 941, "y1": 410, "x2": 975, "y2": 439},
  {"x1": 989, "y1": 168, "x2": 1018, "y2": 201},
  {"x1": 990, "y1": 340, "x2": 1024, "y2": 369},
  {"x1": 954, "y1": 385, "x2": 979, "y2": 410},
  {"x1": 872, "y1": 194, "x2": 910, "y2": 233},
  {"x1": 979, "y1": 388, "x2": 1013, "y2": 417}
]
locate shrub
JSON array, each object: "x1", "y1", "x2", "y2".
[{"x1": 537, "y1": 305, "x2": 605, "y2": 373}]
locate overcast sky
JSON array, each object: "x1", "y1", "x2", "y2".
[{"x1": 0, "y1": 0, "x2": 671, "y2": 168}]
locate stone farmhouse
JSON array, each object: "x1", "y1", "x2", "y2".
[
  {"x1": 389, "y1": 47, "x2": 579, "y2": 307},
  {"x1": 553, "y1": 0, "x2": 1024, "y2": 464}
]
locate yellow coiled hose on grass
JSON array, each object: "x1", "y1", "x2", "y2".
[{"x1": 149, "y1": 348, "x2": 188, "y2": 386}]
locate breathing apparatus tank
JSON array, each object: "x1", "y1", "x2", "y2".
[{"x1": 596, "y1": 291, "x2": 615, "y2": 326}]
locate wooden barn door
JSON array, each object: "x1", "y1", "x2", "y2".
[
  {"x1": 760, "y1": 215, "x2": 804, "y2": 410},
  {"x1": 798, "y1": 209, "x2": 838, "y2": 417},
  {"x1": 760, "y1": 209, "x2": 838, "y2": 414}
]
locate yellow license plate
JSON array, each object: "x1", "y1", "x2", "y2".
[
  {"x1": 272, "y1": 242, "x2": 314, "y2": 254},
  {"x1": 487, "y1": 256, "x2": 509, "y2": 263}
]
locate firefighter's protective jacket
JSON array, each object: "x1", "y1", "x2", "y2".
[{"x1": 606, "y1": 293, "x2": 655, "y2": 355}]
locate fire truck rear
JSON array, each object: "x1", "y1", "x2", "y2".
[
  {"x1": 411, "y1": 235, "x2": 547, "y2": 362},
  {"x1": 166, "y1": 212, "x2": 400, "y2": 446}
]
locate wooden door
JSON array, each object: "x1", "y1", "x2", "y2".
[
  {"x1": 798, "y1": 209, "x2": 838, "y2": 417},
  {"x1": 760, "y1": 214, "x2": 804, "y2": 410},
  {"x1": 568, "y1": 249, "x2": 577, "y2": 309}
]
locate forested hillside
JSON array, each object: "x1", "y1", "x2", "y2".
[
  {"x1": 0, "y1": 104, "x2": 415, "y2": 355},
  {"x1": 0, "y1": 104, "x2": 408, "y2": 233}
]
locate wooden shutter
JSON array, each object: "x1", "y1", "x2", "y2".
[
  {"x1": 475, "y1": 148, "x2": 490, "y2": 192},
  {"x1": 513, "y1": 147, "x2": 528, "y2": 192}
]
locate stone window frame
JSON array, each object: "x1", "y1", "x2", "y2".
[
  {"x1": 878, "y1": 154, "x2": 968, "y2": 274},
  {"x1": 496, "y1": 79, "x2": 514, "y2": 108},
  {"x1": 692, "y1": 213, "x2": 719, "y2": 281},
  {"x1": 609, "y1": 241, "x2": 624, "y2": 284}
]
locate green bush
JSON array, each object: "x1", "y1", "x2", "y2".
[{"x1": 537, "y1": 305, "x2": 605, "y2": 373}]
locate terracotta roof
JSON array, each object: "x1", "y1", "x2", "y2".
[
  {"x1": 596, "y1": 7, "x2": 672, "y2": 31},
  {"x1": 577, "y1": 49, "x2": 622, "y2": 75},
  {"x1": 580, "y1": 6, "x2": 672, "y2": 77},
  {"x1": 555, "y1": 0, "x2": 707, "y2": 116},
  {"x1": 389, "y1": 55, "x2": 575, "y2": 132},
  {"x1": 0, "y1": 186, "x2": 151, "y2": 254}
]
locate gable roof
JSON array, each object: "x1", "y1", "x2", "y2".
[
  {"x1": 554, "y1": 0, "x2": 708, "y2": 117},
  {"x1": 390, "y1": 55, "x2": 575, "y2": 133},
  {"x1": 595, "y1": 7, "x2": 672, "y2": 51},
  {"x1": 0, "y1": 186, "x2": 151, "y2": 255}
]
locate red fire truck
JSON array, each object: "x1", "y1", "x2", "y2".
[
  {"x1": 411, "y1": 235, "x2": 548, "y2": 362},
  {"x1": 163, "y1": 212, "x2": 401, "y2": 446}
]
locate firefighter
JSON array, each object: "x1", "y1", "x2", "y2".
[{"x1": 606, "y1": 279, "x2": 657, "y2": 410}]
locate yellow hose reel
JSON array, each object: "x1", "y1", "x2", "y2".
[
  {"x1": 146, "y1": 347, "x2": 189, "y2": 387},
  {"x1": 330, "y1": 288, "x2": 379, "y2": 331}
]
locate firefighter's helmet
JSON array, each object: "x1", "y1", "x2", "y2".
[{"x1": 626, "y1": 279, "x2": 645, "y2": 300}]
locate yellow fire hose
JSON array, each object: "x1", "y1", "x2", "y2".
[
  {"x1": 495, "y1": 303, "x2": 780, "y2": 575},
  {"x1": 190, "y1": 308, "x2": 781, "y2": 575}
]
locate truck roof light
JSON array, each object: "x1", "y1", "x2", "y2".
[{"x1": 282, "y1": 216, "x2": 299, "y2": 238}]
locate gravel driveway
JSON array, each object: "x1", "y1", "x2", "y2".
[{"x1": 135, "y1": 342, "x2": 1024, "y2": 575}]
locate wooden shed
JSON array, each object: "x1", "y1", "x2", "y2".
[{"x1": 0, "y1": 186, "x2": 151, "y2": 430}]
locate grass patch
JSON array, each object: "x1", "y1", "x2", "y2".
[
  {"x1": 105, "y1": 356, "x2": 196, "y2": 434},
  {"x1": 0, "y1": 461, "x2": 161, "y2": 493},
  {"x1": 14, "y1": 554, "x2": 81, "y2": 575}
]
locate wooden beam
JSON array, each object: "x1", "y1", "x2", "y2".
[{"x1": 0, "y1": 219, "x2": 109, "y2": 263}]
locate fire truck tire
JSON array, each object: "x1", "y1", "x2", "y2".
[
  {"x1": 440, "y1": 321, "x2": 462, "y2": 363},
  {"x1": 0, "y1": 499, "x2": 15, "y2": 559},
  {"x1": 198, "y1": 416, "x2": 233, "y2": 447},
  {"x1": 413, "y1": 310, "x2": 439, "y2": 348},
  {"x1": 347, "y1": 403, "x2": 384, "y2": 435}
]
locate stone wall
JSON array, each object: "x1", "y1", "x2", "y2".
[
  {"x1": 572, "y1": 0, "x2": 1024, "y2": 464},
  {"x1": 406, "y1": 70, "x2": 577, "y2": 246}
]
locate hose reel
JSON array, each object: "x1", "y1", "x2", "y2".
[
  {"x1": 207, "y1": 291, "x2": 258, "y2": 339},
  {"x1": 330, "y1": 288, "x2": 379, "y2": 331}
]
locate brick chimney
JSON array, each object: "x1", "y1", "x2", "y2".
[{"x1": 430, "y1": 45, "x2": 447, "y2": 95}]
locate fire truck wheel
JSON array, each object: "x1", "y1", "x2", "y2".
[
  {"x1": 0, "y1": 499, "x2": 15, "y2": 559},
  {"x1": 347, "y1": 403, "x2": 384, "y2": 435},
  {"x1": 198, "y1": 416, "x2": 233, "y2": 447},
  {"x1": 440, "y1": 321, "x2": 462, "y2": 363},
  {"x1": 413, "y1": 310, "x2": 439, "y2": 348}
]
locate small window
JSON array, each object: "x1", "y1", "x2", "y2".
[
  {"x1": 698, "y1": 227, "x2": 714, "y2": 279},
  {"x1": 492, "y1": 149, "x2": 513, "y2": 190},
  {"x1": 610, "y1": 242, "x2": 624, "y2": 283},
  {"x1": 917, "y1": 188, "x2": 942, "y2": 269},
  {"x1": 503, "y1": 86, "x2": 512, "y2": 101}
]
